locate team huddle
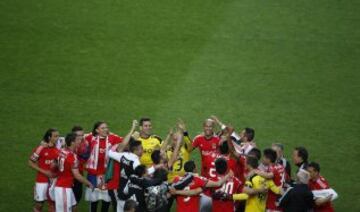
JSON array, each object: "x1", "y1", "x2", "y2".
[{"x1": 29, "y1": 116, "x2": 337, "y2": 212}]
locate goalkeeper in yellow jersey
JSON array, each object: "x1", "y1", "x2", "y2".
[
  {"x1": 214, "y1": 157, "x2": 283, "y2": 212},
  {"x1": 218, "y1": 156, "x2": 283, "y2": 212},
  {"x1": 136, "y1": 117, "x2": 163, "y2": 167}
]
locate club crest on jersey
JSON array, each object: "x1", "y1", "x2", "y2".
[{"x1": 212, "y1": 143, "x2": 216, "y2": 149}]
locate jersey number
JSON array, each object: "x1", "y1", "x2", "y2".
[
  {"x1": 174, "y1": 158, "x2": 183, "y2": 172},
  {"x1": 219, "y1": 182, "x2": 234, "y2": 194},
  {"x1": 209, "y1": 161, "x2": 216, "y2": 178}
]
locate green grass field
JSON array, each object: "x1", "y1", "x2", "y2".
[{"x1": 1, "y1": 0, "x2": 359, "y2": 211}]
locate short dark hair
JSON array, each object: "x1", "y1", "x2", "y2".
[
  {"x1": 295, "y1": 146, "x2": 309, "y2": 163},
  {"x1": 71, "y1": 125, "x2": 83, "y2": 132},
  {"x1": 43, "y1": 128, "x2": 58, "y2": 143},
  {"x1": 244, "y1": 127, "x2": 255, "y2": 141},
  {"x1": 139, "y1": 117, "x2": 151, "y2": 126},
  {"x1": 248, "y1": 148, "x2": 261, "y2": 160},
  {"x1": 151, "y1": 150, "x2": 161, "y2": 165},
  {"x1": 153, "y1": 168, "x2": 168, "y2": 182},
  {"x1": 92, "y1": 121, "x2": 106, "y2": 136},
  {"x1": 246, "y1": 156, "x2": 259, "y2": 169},
  {"x1": 65, "y1": 133, "x2": 77, "y2": 147},
  {"x1": 219, "y1": 141, "x2": 229, "y2": 155},
  {"x1": 215, "y1": 158, "x2": 228, "y2": 175},
  {"x1": 134, "y1": 165, "x2": 147, "y2": 177},
  {"x1": 124, "y1": 199, "x2": 137, "y2": 211},
  {"x1": 308, "y1": 162, "x2": 320, "y2": 172},
  {"x1": 184, "y1": 160, "x2": 196, "y2": 173},
  {"x1": 129, "y1": 138, "x2": 142, "y2": 152},
  {"x1": 263, "y1": 148, "x2": 277, "y2": 163}
]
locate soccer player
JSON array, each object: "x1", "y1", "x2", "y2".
[
  {"x1": 252, "y1": 148, "x2": 285, "y2": 212},
  {"x1": 242, "y1": 156, "x2": 278, "y2": 212},
  {"x1": 171, "y1": 160, "x2": 233, "y2": 212},
  {"x1": 137, "y1": 117, "x2": 162, "y2": 167},
  {"x1": 201, "y1": 140, "x2": 239, "y2": 196},
  {"x1": 225, "y1": 127, "x2": 251, "y2": 183},
  {"x1": 292, "y1": 146, "x2": 309, "y2": 173},
  {"x1": 272, "y1": 143, "x2": 291, "y2": 183},
  {"x1": 54, "y1": 133, "x2": 93, "y2": 212},
  {"x1": 71, "y1": 125, "x2": 88, "y2": 207},
  {"x1": 210, "y1": 115, "x2": 256, "y2": 155},
  {"x1": 192, "y1": 118, "x2": 221, "y2": 212},
  {"x1": 211, "y1": 158, "x2": 242, "y2": 212},
  {"x1": 84, "y1": 121, "x2": 122, "y2": 212},
  {"x1": 307, "y1": 162, "x2": 335, "y2": 212},
  {"x1": 192, "y1": 118, "x2": 221, "y2": 177},
  {"x1": 164, "y1": 120, "x2": 192, "y2": 182},
  {"x1": 29, "y1": 128, "x2": 60, "y2": 212}
]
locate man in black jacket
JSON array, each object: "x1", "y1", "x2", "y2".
[{"x1": 279, "y1": 169, "x2": 332, "y2": 212}]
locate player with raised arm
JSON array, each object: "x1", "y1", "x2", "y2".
[
  {"x1": 137, "y1": 117, "x2": 162, "y2": 167},
  {"x1": 163, "y1": 119, "x2": 192, "y2": 182},
  {"x1": 192, "y1": 118, "x2": 221, "y2": 175},
  {"x1": 192, "y1": 118, "x2": 221, "y2": 212},
  {"x1": 108, "y1": 120, "x2": 148, "y2": 212},
  {"x1": 211, "y1": 115, "x2": 256, "y2": 155}
]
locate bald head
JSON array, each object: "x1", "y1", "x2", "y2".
[{"x1": 203, "y1": 118, "x2": 215, "y2": 137}]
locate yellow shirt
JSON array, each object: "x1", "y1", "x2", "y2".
[
  {"x1": 245, "y1": 175, "x2": 267, "y2": 212},
  {"x1": 167, "y1": 135, "x2": 192, "y2": 182},
  {"x1": 138, "y1": 135, "x2": 161, "y2": 167}
]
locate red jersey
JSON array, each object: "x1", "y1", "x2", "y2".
[
  {"x1": 235, "y1": 155, "x2": 246, "y2": 184},
  {"x1": 30, "y1": 145, "x2": 60, "y2": 183},
  {"x1": 107, "y1": 141, "x2": 123, "y2": 190},
  {"x1": 174, "y1": 175, "x2": 208, "y2": 212},
  {"x1": 202, "y1": 152, "x2": 218, "y2": 179},
  {"x1": 85, "y1": 133, "x2": 122, "y2": 175},
  {"x1": 203, "y1": 153, "x2": 238, "y2": 179},
  {"x1": 192, "y1": 135, "x2": 220, "y2": 176},
  {"x1": 309, "y1": 176, "x2": 334, "y2": 212},
  {"x1": 266, "y1": 163, "x2": 285, "y2": 210},
  {"x1": 211, "y1": 175, "x2": 243, "y2": 212},
  {"x1": 56, "y1": 149, "x2": 78, "y2": 188}
]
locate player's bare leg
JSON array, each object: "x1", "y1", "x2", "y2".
[
  {"x1": 47, "y1": 200, "x2": 55, "y2": 212},
  {"x1": 33, "y1": 201, "x2": 43, "y2": 212}
]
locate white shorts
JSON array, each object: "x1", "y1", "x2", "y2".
[
  {"x1": 116, "y1": 195, "x2": 137, "y2": 212},
  {"x1": 85, "y1": 188, "x2": 111, "y2": 202},
  {"x1": 117, "y1": 199, "x2": 125, "y2": 212},
  {"x1": 34, "y1": 182, "x2": 49, "y2": 202},
  {"x1": 54, "y1": 187, "x2": 77, "y2": 212}
]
